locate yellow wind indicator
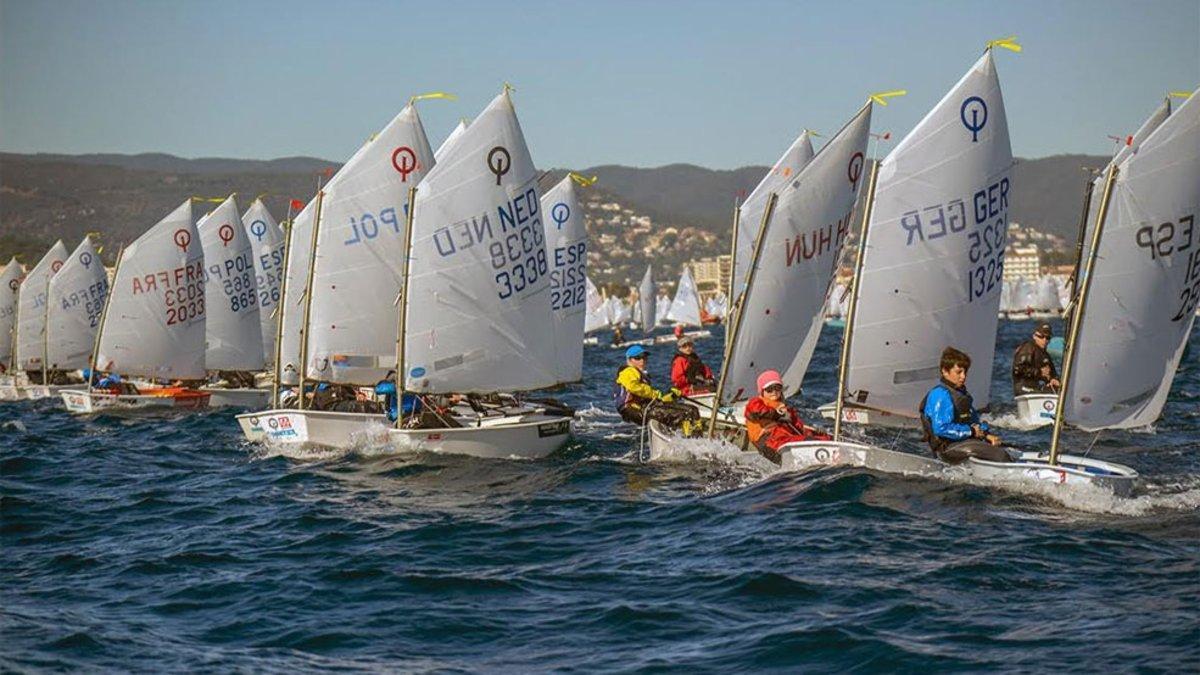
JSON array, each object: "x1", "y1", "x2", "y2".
[
  {"x1": 190, "y1": 195, "x2": 229, "y2": 204},
  {"x1": 869, "y1": 90, "x2": 907, "y2": 106},
  {"x1": 503, "y1": 82, "x2": 517, "y2": 94},
  {"x1": 254, "y1": 192, "x2": 269, "y2": 202},
  {"x1": 986, "y1": 36, "x2": 1022, "y2": 53},
  {"x1": 409, "y1": 91, "x2": 457, "y2": 104},
  {"x1": 803, "y1": 128, "x2": 822, "y2": 137},
  {"x1": 1168, "y1": 90, "x2": 1194, "y2": 100},
  {"x1": 568, "y1": 172, "x2": 598, "y2": 187}
]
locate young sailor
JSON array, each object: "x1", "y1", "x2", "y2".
[
  {"x1": 669, "y1": 336, "x2": 715, "y2": 395},
  {"x1": 614, "y1": 344, "x2": 700, "y2": 433},
  {"x1": 744, "y1": 370, "x2": 830, "y2": 463},
  {"x1": 920, "y1": 347, "x2": 1010, "y2": 463},
  {"x1": 1011, "y1": 323, "x2": 1060, "y2": 395}
]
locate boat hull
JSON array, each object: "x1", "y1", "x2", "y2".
[
  {"x1": 237, "y1": 408, "x2": 573, "y2": 460},
  {"x1": 1014, "y1": 393, "x2": 1057, "y2": 428},
  {"x1": 817, "y1": 401, "x2": 921, "y2": 429},
  {"x1": 60, "y1": 388, "x2": 211, "y2": 414},
  {"x1": 23, "y1": 384, "x2": 74, "y2": 400},
  {"x1": 202, "y1": 387, "x2": 271, "y2": 409}
]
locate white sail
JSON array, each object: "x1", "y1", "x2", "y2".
[
  {"x1": 307, "y1": 103, "x2": 436, "y2": 384},
  {"x1": 198, "y1": 196, "x2": 262, "y2": 371},
  {"x1": 655, "y1": 294, "x2": 671, "y2": 323},
  {"x1": 1079, "y1": 99, "x2": 1172, "y2": 276},
  {"x1": 734, "y1": 130, "x2": 817, "y2": 301},
  {"x1": 0, "y1": 258, "x2": 23, "y2": 367},
  {"x1": 846, "y1": 51, "x2": 1012, "y2": 415},
  {"x1": 724, "y1": 103, "x2": 872, "y2": 402},
  {"x1": 277, "y1": 198, "x2": 316, "y2": 385},
  {"x1": 435, "y1": 118, "x2": 470, "y2": 162},
  {"x1": 402, "y1": 90, "x2": 558, "y2": 393},
  {"x1": 584, "y1": 277, "x2": 609, "y2": 333},
  {"x1": 97, "y1": 200, "x2": 206, "y2": 379},
  {"x1": 665, "y1": 266, "x2": 703, "y2": 327},
  {"x1": 827, "y1": 283, "x2": 848, "y2": 318},
  {"x1": 242, "y1": 199, "x2": 285, "y2": 367},
  {"x1": 15, "y1": 240, "x2": 68, "y2": 371},
  {"x1": 46, "y1": 236, "x2": 108, "y2": 370},
  {"x1": 1064, "y1": 89, "x2": 1199, "y2": 430},
  {"x1": 541, "y1": 175, "x2": 587, "y2": 382},
  {"x1": 608, "y1": 296, "x2": 631, "y2": 326},
  {"x1": 637, "y1": 266, "x2": 655, "y2": 333},
  {"x1": 1034, "y1": 275, "x2": 1060, "y2": 311}
]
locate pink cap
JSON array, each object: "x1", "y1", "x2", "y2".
[{"x1": 757, "y1": 370, "x2": 783, "y2": 392}]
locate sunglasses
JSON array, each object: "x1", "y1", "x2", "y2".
[
  {"x1": 764, "y1": 384, "x2": 783, "y2": 393},
  {"x1": 631, "y1": 355, "x2": 647, "y2": 361}
]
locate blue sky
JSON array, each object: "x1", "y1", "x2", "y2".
[{"x1": 1, "y1": 0, "x2": 1196, "y2": 169}]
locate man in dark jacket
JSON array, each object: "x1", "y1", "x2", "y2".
[{"x1": 1012, "y1": 323, "x2": 1060, "y2": 395}]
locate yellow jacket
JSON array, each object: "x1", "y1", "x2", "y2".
[{"x1": 615, "y1": 365, "x2": 663, "y2": 408}]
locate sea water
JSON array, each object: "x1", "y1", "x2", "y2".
[{"x1": 2, "y1": 320, "x2": 1197, "y2": 671}]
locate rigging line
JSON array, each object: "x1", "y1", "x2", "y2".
[{"x1": 1083, "y1": 432, "x2": 1101, "y2": 458}]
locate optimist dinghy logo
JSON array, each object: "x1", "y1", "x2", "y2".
[
  {"x1": 551, "y1": 203, "x2": 571, "y2": 230},
  {"x1": 391, "y1": 146, "x2": 417, "y2": 182},
  {"x1": 487, "y1": 146, "x2": 511, "y2": 185},
  {"x1": 7, "y1": 279, "x2": 18, "y2": 292},
  {"x1": 51, "y1": 260, "x2": 64, "y2": 273},
  {"x1": 79, "y1": 252, "x2": 94, "y2": 269},
  {"x1": 249, "y1": 220, "x2": 267, "y2": 241},
  {"x1": 960, "y1": 96, "x2": 988, "y2": 142},
  {"x1": 847, "y1": 152, "x2": 864, "y2": 193},
  {"x1": 173, "y1": 229, "x2": 192, "y2": 252},
  {"x1": 218, "y1": 224, "x2": 235, "y2": 247}
]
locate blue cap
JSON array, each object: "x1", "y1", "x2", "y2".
[{"x1": 625, "y1": 344, "x2": 649, "y2": 359}]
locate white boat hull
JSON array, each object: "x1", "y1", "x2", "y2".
[
  {"x1": 22, "y1": 384, "x2": 74, "y2": 400},
  {"x1": 1014, "y1": 393, "x2": 1058, "y2": 428},
  {"x1": 237, "y1": 408, "x2": 573, "y2": 459},
  {"x1": 781, "y1": 439, "x2": 1137, "y2": 497},
  {"x1": 682, "y1": 393, "x2": 746, "y2": 424},
  {"x1": 60, "y1": 389, "x2": 211, "y2": 414},
  {"x1": 817, "y1": 401, "x2": 920, "y2": 429},
  {"x1": 202, "y1": 387, "x2": 272, "y2": 409}
]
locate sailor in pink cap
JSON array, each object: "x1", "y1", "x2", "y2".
[{"x1": 743, "y1": 369, "x2": 830, "y2": 463}]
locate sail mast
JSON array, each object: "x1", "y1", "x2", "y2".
[
  {"x1": 296, "y1": 190, "x2": 325, "y2": 410},
  {"x1": 86, "y1": 244, "x2": 124, "y2": 396},
  {"x1": 707, "y1": 192, "x2": 778, "y2": 437},
  {"x1": 1050, "y1": 163, "x2": 1118, "y2": 464},
  {"x1": 727, "y1": 196, "x2": 741, "y2": 303},
  {"x1": 270, "y1": 205, "x2": 295, "y2": 408},
  {"x1": 394, "y1": 185, "x2": 417, "y2": 428},
  {"x1": 833, "y1": 160, "x2": 880, "y2": 441}
]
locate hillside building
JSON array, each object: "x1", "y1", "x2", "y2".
[{"x1": 1003, "y1": 244, "x2": 1041, "y2": 281}]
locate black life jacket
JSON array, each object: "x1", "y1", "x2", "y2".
[
  {"x1": 613, "y1": 365, "x2": 651, "y2": 411},
  {"x1": 672, "y1": 351, "x2": 707, "y2": 386},
  {"x1": 918, "y1": 380, "x2": 974, "y2": 454}
]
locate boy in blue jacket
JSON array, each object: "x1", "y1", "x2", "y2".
[{"x1": 919, "y1": 347, "x2": 1010, "y2": 463}]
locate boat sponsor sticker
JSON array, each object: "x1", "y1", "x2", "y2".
[
  {"x1": 263, "y1": 413, "x2": 307, "y2": 442},
  {"x1": 537, "y1": 419, "x2": 570, "y2": 437}
]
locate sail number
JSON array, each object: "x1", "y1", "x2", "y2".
[
  {"x1": 208, "y1": 252, "x2": 257, "y2": 314},
  {"x1": 550, "y1": 241, "x2": 586, "y2": 311},
  {"x1": 1157, "y1": 214, "x2": 1200, "y2": 321},
  {"x1": 57, "y1": 278, "x2": 109, "y2": 328},
  {"x1": 256, "y1": 248, "x2": 284, "y2": 309}
]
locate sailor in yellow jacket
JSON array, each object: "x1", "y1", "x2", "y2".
[{"x1": 613, "y1": 345, "x2": 701, "y2": 434}]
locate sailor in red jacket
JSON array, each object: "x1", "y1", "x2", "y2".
[
  {"x1": 743, "y1": 369, "x2": 830, "y2": 463},
  {"x1": 669, "y1": 336, "x2": 715, "y2": 395}
]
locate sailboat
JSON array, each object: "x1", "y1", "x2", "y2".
[
  {"x1": 659, "y1": 266, "x2": 711, "y2": 343},
  {"x1": 14, "y1": 240, "x2": 68, "y2": 398},
  {"x1": 649, "y1": 97, "x2": 879, "y2": 461},
  {"x1": 37, "y1": 236, "x2": 109, "y2": 399},
  {"x1": 434, "y1": 118, "x2": 470, "y2": 162},
  {"x1": 817, "y1": 46, "x2": 1013, "y2": 430},
  {"x1": 237, "y1": 94, "x2": 438, "y2": 444},
  {"x1": 791, "y1": 43, "x2": 1137, "y2": 496},
  {"x1": 542, "y1": 173, "x2": 591, "y2": 383},
  {"x1": 242, "y1": 198, "x2": 285, "y2": 371},
  {"x1": 637, "y1": 265, "x2": 655, "y2": 332},
  {"x1": 385, "y1": 88, "x2": 574, "y2": 457},
  {"x1": 1026, "y1": 88, "x2": 1197, "y2": 451},
  {"x1": 1015, "y1": 96, "x2": 1178, "y2": 427},
  {"x1": 61, "y1": 200, "x2": 212, "y2": 413},
  {"x1": 195, "y1": 195, "x2": 270, "y2": 408},
  {"x1": 0, "y1": 258, "x2": 21, "y2": 400},
  {"x1": 655, "y1": 293, "x2": 671, "y2": 325},
  {"x1": 582, "y1": 276, "x2": 610, "y2": 343}
]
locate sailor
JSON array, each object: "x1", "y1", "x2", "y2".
[
  {"x1": 611, "y1": 325, "x2": 625, "y2": 346},
  {"x1": 1011, "y1": 323, "x2": 1060, "y2": 395},
  {"x1": 744, "y1": 370, "x2": 830, "y2": 463},
  {"x1": 669, "y1": 336, "x2": 715, "y2": 395},
  {"x1": 673, "y1": 324, "x2": 684, "y2": 339},
  {"x1": 374, "y1": 370, "x2": 419, "y2": 422},
  {"x1": 614, "y1": 344, "x2": 700, "y2": 434},
  {"x1": 919, "y1": 347, "x2": 1010, "y2": 463}
]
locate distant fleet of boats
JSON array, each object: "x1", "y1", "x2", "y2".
[{"x1": 1, "y1": 40, "x2": 1196, "y2": 499}]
